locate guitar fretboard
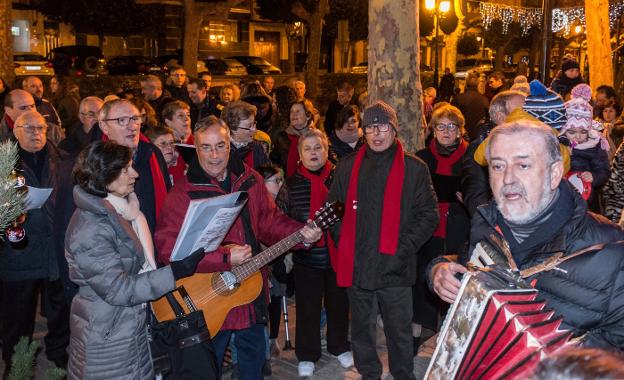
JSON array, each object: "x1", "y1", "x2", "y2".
[{"x1": 231, "y1": 223, "x2": 316, "y2": 281}]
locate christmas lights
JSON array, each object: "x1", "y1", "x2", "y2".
[{"x1": 479, "y1": 1, "x2": 624, "y2": 36}]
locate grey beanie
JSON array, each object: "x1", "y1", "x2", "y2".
[{"x1": 362, "y1": 101, "x2": 399, "y2": 131}]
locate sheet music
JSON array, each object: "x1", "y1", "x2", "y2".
[
  {"x1": 170, "y1": 191, "x2": 248, "y2": 261},
  {"x1": 24, "y1": 186, "x2": 52, "y2": 210}
]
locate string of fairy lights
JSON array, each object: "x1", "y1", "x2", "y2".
[{"x1": 479, "y1": 1, "x2": 624, "y2": 36}]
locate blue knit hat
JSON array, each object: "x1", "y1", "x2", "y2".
[{"x1": 522, "y1": 80, "x2": 567, "y2": 130}]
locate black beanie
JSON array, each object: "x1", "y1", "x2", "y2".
[{"x1": 562, "y1": 59, "x2": 580, "y2": 73}]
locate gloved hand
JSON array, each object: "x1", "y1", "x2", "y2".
[{"x1": 170, "y1": 248, "x2": 206, "y2": 280}]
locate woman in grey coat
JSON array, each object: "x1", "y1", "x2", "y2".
[{"x1": 65, "y1": 141, "x2": 206, "y2": 380}]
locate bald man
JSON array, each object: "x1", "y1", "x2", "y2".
[
  {"x1": 1, "y1": 89, "x2": 64, "y2": 144},
  {"x1": 1, "y1": 110, "x2": 71, "y2": 372},
  {"x1": 58, "y1": 96, "x2": 104, "y2": 155},
  {"x1": 22, "y1": 76, "x2": 62, "y2": 127}
]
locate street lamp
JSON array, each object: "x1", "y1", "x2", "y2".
[{"x1": 426, "y1": 0, "x2": 451, "y2": 88}]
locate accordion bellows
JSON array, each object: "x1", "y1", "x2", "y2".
[{"x1": 425, "y1": 268, "x2": 573, "y2": 380}]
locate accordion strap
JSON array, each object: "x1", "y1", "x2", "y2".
[{"x1": 520, "y1": 243, "x2": 605, "y2": 278}]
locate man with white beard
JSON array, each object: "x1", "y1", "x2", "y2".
[{"x1": 429, "y1": 120, "x2": 624, "y2": 350}]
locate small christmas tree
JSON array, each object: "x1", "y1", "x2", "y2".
[{"x1": 0, "y1": 141, "x2": 25, "y2": 237}]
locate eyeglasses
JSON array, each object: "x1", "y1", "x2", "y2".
[
  {"x1": 197, "y1": 142, "x2": 229, "y2": 153},
  {"x1": 80, "y1": 111, "x2": 97, "y2": 118},
  {"x1": 103, "y1": 115, "x2": 142, "y2": 126},
  {"x1": 171, "y1": 73, "x2": 186, "y2": 77},
  {"x1": 434, "y1": 123, "x2": 459, "y2": 132},
  {"x1": 175, "y1": 113, "x2": 191, "y2": 121},
  {"x1": 265, "y1": 177, "x2": 283, "y2": 185},
  {"x1": 364, "y1": 124, "x2": 392, "y2": 134},
  {"x1": 15, "y1": 124, "x2": 47, "y2": 134},
  {"x1": 157, "y1": 141, "x2": 175, "y2": 149},
  {"x1": 237, "y1": 121, "x2": 257, "y2": 131}
]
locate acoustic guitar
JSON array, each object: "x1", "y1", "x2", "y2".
[{"x1": 151, "y1": 201, "x2": 344, "y2": 336}]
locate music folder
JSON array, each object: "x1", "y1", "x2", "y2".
[{"x1": 169, "y1": 191, "x2": 248, "y2": 261}]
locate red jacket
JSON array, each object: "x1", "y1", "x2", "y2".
[{"x1": 155, "y1": 156, "x2": 303, "y2": 330}]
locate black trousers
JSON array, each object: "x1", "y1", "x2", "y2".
[
  {"x1": 268, "y1": 296, "x2": 282, "y2": 339},
  {"x1": 348, "y1": 285, "x2": 416, "y2": 380},
  {"x1": 0, "y1": 279, "x2": 70, "y2": 363},
  {"x1": 293, "y1": 263, "x2": 350, "y2": 362}
]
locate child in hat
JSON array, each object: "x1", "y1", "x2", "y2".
[
  {"x1": 550, "y1": 56, "x2": 585, "y2": 100},
  {"x1": 559, "y1": 84, "x2": 610, "y2": 205}
]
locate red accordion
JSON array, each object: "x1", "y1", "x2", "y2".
[{"x1": 425, "y1": 265, "x2": 573, "y2": 380}]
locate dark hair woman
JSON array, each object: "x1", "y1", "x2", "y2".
[
  {"x1": 270, "y1": 100, "x2": 317, "y2": 177},
  {"x1": 275, "y1": 129, "x2": 352, "y2": 377},
  {"x1": 328, "y1": 105, "x2": 364, "y2": 163},
  {"x1": 65, "y1": 141, "x2": 205, "y2": 379},
  {"x1": 412, "y1": 104, "x2": 471, "y2": 347}
]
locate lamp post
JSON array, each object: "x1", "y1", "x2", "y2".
[{"x1": 426, "y1": 0, "x2": 450, "y2": 88}]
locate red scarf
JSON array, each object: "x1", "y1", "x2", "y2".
[
  {"x1": 296, "y1": 161, "x2": 339, "y2": 268},
  {"x1": 430, "y1": 139, "x2": 467, "y2": 238},
  {"x1": 286, "y1": 134, "x2": 300, "y2": 177},
  {"x1": 168, "y1": 134, "x2": 194, "y2": 185},
  {"x1": 102, "y1": 133, "x2": 168, "y2": 221},
  {"x1": 336, "y1": 141, "x2": 405, "y2": 287}
]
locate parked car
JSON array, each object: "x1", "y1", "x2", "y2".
[
  {"x1": 351, "y1": 62, "x2": 367, "y2": 74},
  {"x1": 47, "y1": 45, "x2": 107, "y2": 77},
  {"x1": 350, "y1": 62, "x2": 433, "y2": 82},
  {"x1": 107, "y1": 55, "x2": 161, "y2": 75},
  {"x1": 14, "y1": 54, "x2": 55, "y2": 76},
  {"x1": 152, "y1": 54, "x2": 207, "y2": 75},
  {"x1": 454, "y1": 58, "x2": 494, "y2": 79},
  {"x1": 227, "y1": 56, "x2": 282, "y2": 75},
  {"x1": 203, "y1": 58, "x2": 247, "y2": 76}
]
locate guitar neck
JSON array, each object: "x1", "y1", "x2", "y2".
[{"x1": 231, "y1": 223, "x2": 316, "y2": 281}]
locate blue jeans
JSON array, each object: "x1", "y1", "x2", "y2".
[{"x1": 214, "y1": 323, "x2": 266, "y2": 380}]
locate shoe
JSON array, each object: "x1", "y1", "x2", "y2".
[
  {"x1": 336, "y1": 351, "x2": 354, "y2": 368},
  {"x1": 297, "y1": 361, "x2": 315, "y2": 377},
  {"x1": 263, "y1": 359, "x2": 272, "y2": 377}
]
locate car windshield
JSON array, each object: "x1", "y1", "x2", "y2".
[
  {"x1": 224, "y1": 59, "x2": 243, "y2": 67},
  {"x1": 246, "y1": 57, "x2": 271, "y2": 66},
  {"x1": 15, "y1": 55, "x2": 45, "y2": 61}
]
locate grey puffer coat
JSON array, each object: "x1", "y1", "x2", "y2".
[{"x1": 65, "y1": 186, "x2": 175, "y2": 380}]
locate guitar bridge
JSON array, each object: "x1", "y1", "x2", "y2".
[{"x1": 220, "y1": 271, "x2": 239, "y2": 290}]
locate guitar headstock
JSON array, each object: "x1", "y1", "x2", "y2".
[{"x1": 311, "y1": 201, "x2": 345, "y2": 230}]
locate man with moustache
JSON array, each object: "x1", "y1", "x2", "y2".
[
  {"x1": 0, "y1": 111, "x2": 70, "y2": 374},
  {"x1": 155, "y1": 116, "x2": 322, "y2": 379},
  {"x1": 327, "y1": 101, "x2": 439, "y2": 379},
  {"x1": 430, "y1": 120, "x2": 624, "y2": 350}
]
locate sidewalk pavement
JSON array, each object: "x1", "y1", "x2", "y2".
[{"x1": 1, "y1": 297, "x2": 434, "y2": 380}]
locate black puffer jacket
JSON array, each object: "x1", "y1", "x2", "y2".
[
  {"x1": 460, "y1": 182, "x2": 624, "y2": 349},
  {"x1": 460, "y1": 118, "x2": 496, "y2": 217},
  {"x1": 276, "y1": 169, "x2": 334, "y2": 269}
]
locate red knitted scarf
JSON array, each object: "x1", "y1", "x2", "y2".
[
  {"x1": 297, "y1": 161, "x2": 332, "y2": 247},
  {"x1": 336, "y1": 141, "x2": 405, "y2": 287},
  {"x1": 429, "y1": 139, "x2": 468, "y2": 238}
]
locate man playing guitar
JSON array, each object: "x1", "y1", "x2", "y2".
[{"x1": 154, "y1": 116, "x2": 322, "y2": 379}]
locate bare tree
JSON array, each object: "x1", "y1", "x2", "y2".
[{"x1": 584, "y1": 0, "x2": 613, "y2": 89}]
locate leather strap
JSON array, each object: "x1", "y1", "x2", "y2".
[
  {"x1": 520, "y1": 243, "x2": 605, "y2": 278},
  {"x1": 178, "y1": 330, "x2": 211, "y2": 349}
]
